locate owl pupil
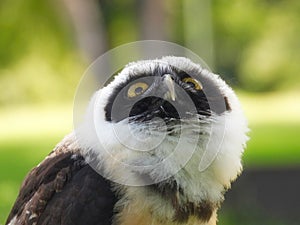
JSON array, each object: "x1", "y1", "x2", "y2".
[
  {"x1": 135, "y1": 87, "x2": 143, "y2": 94},
  {"x1": 187, "y1": 82, "x2": 195, "y2": 87}
]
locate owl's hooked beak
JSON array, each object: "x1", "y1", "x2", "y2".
[{"x1": 162, "y1": 74, "x2": 176, "y2": 101}]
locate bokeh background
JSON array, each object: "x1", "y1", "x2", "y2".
[{"x1": 0, "y1": 0, "x2": 299, "y2": 224}]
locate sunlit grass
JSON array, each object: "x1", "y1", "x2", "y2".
[
  {"x1": 240, "y1": 91, "x2": 300, "y2": 167},
  {"x1": 239, "y1": 91, "x2": 300, "y2": 124},
  {"x1": 0, "y1": 103, "x2": 73, "y2": 141},
  {"x1": 244, "y1": 122, "x2": 300, "y2": 166}
]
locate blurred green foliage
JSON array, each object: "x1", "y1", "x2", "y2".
[
  {"x1": 213, "y1": 0, "x2": 300, "y2": 91},
  {"x1": 0, "y1": 0, "x2": 300, "y2": 107},
  {"x1": 0, "y1": 0, "x2": 70, "y2": 67},
  {"x1": 0, "y1": 0, "x2": 83, "y2": 106},
  {"x1": 101, "y1": 0, "x2": 300, "y2": 91}
]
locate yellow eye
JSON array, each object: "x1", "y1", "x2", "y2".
[
  {"x1": 182, "y1": 77, "x2": 203, "y2": 90},
  {"x1": 127, "y1": 82, "x2": 149, "y2": 98}
]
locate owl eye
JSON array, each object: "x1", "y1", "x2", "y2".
[
  {"x1": 182, "y1": 77, "x2": 203, "y2": 90},
  {"x1": 127, "y1": 82, "x2": 149, "y2": 98}
]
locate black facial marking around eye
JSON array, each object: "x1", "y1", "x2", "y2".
[{"x1": 104, "y1": 63, "x2": 231, "y2": 122}]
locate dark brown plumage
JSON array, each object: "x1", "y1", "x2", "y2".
[{"x1": 6, "y1": 137, "x2": 117, "y2": 225}]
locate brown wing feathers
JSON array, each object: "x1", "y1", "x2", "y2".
[{"x1": 6, "y1": 138, "x2": 117, "y2": 225}]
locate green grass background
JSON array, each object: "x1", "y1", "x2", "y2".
[{"x1": 0, "y1": 92, "x2": 299, "y2": 224}]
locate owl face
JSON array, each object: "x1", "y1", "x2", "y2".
[{"x1": 103, "y1": 57, "x2": 231, "y2": 126}]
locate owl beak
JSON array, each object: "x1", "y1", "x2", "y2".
[{"x1": 162, "y1": 74, "x2": 176, "y2": 101}]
